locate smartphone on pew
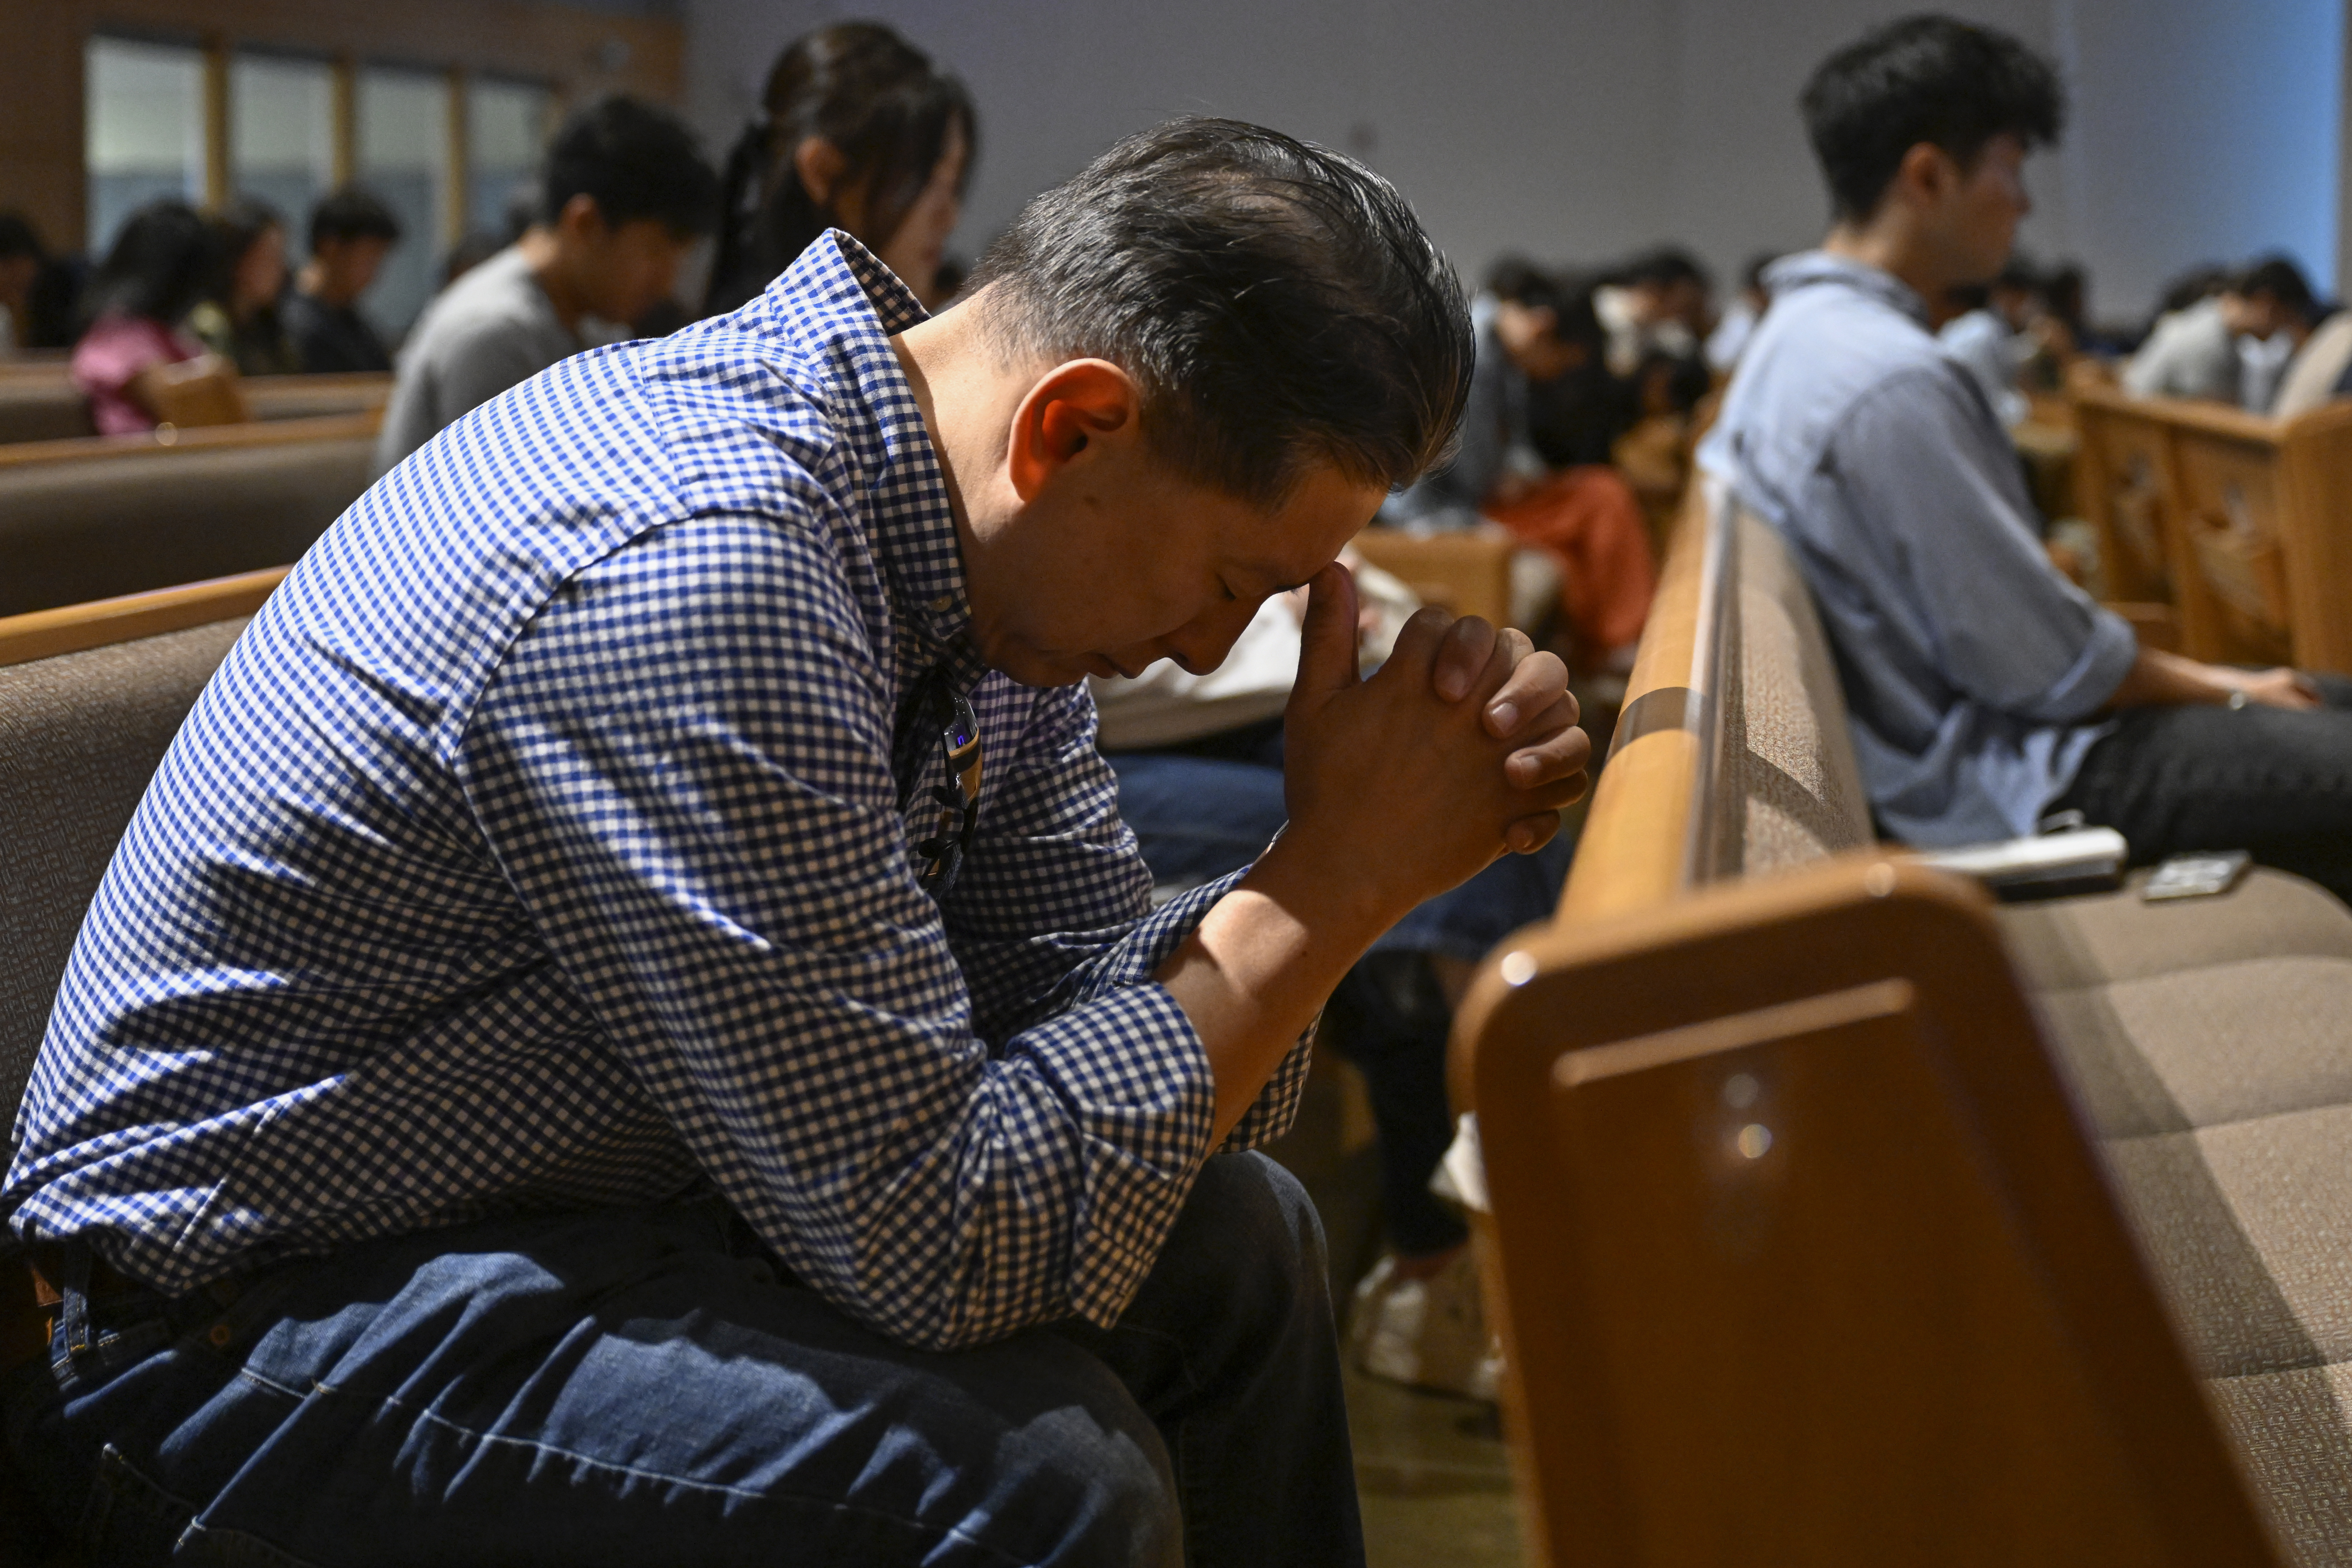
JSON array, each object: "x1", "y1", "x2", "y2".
[{"x1": 2141, "y1": 849, "x2": 2252, "y2": 902}]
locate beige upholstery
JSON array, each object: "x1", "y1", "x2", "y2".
[
  {"x1": 2211, "y1": 1363, "x2": 2352, "y2": 1567},
  {"x1": 2001, "y1": 868, "x2": 2352, "y2": 990},
  {"x1": 0, "y1": 617, "x2": 247, "y2": 1116},
  {"x1": 0, "y1": 438, "x2": 369, "y2": 615},
  {"x1": 1733, "y1": 502, "x2": 2352, "y2": 1564},
  {"x1": 2037, "y1": 959, "x2": 2352, "y2": 1139},
  {"x1": 1717, "y1": 509, "x2": 1874, "y2": 873}
]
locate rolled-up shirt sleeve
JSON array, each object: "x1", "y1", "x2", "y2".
[
  {"x1": 457, "y1": 514, "x2": 1264, "y2": 1350},
  {"x1": 949, "y1": 681, "x2": 1313, "y2": 1151},
  {"x1": 1830, "y1": 365, "x2": 2138, "y2": 724}
]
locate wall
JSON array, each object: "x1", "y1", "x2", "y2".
[{"x1": 681, "y1": 0, "x2": 2344, "y2": 326}]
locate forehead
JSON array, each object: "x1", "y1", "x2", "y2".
[
  {"x1": 1973, "y1": 134, "x2": 2028, "y2": 173},
  {"x1": 1206, "y1": 464, "x2": 1386, "y2": 583}
]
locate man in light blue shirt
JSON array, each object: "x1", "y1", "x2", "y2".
[{"x1": 1703, "y1": 14, "x2": 2352, "y2": 896}]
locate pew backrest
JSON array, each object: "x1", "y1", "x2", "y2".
[
  {"x1": 0, "y1": 570, "x2": 283, "y2": 1118},
  {"x1": 0, "y1": 369, "x2": 391, "y2": 447},
  {"x1": 2071, "y1": 385, "x2": 2182, "y2": 614},
  {"x1": 243, "y1": 372, "x2": 393, "y2": 422},
  {"x1": 0, "y1": 372, "x2": 95, "y2": 444},
  {"x1": 0, "y1": 414, "x2": 374, "y2": 615},
  {"x1": 2166, "y1": 398, "x2": 2352, "y2": 674},
  {"x1": 1349, "y1": 525, "x2": 1521, "y2": 628},
  {"x1": 2071, "y1": 384, "x2": 2352, "y2": 676}
]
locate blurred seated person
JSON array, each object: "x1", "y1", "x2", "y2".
[
  {"x1": 442, "y1": 183, "x2": 541, "y2": 293},
  {"x1": 188, "y1": 198, "x2": 300, "y2": 377},
  {"x1": 1938, "y1": 278, "x2": 2030, "y2": 426},
  {"x1": 1595, "y1": 246, "x2": 1712, "y2": 378},
  {"x1": 2269, "y1": 282, "x2": 2352, "y2": 418},
  {"x1": 1090, "y1": 556, "x2": 1571, "y2": 1401},
  {"x1": 1706, "y1": 14, "x2": 2352, "y2": 899},
  {"x1": 2233, "y1": 258, "x2": 2324, "y2": 412},
  {"x1": 706, "y1": 21, "x2": 976, "y2": 315},
  {"x1": 0, "y1": 212, "x2": 76, "y2": 357},
  {"x1": 1705, "y1": 250, "x2": 1778, "y2": 373},
  {"x1": 377, "y1": 97, "x2": 719, "y2": 473},
  {"x1": 70, "y1": 199, "x2": 233, "y2": 435},
  {"x1": 1386, "y1": 260, "x2": 1656, "y2": 671},
  {"x1": 1611, "y1": 344, "x2": 1715, "y2": 543},
  {"x1": 2004, "y1": 259, "x2": 2086, "y2": 386},
  {"x1": 2125, "y1": 255, "x2": 2320, "y2": 410},
  {"x1": 2123, "y1": 264, "x2": 2235, "y2": 402},
  {"x1": 282, "y1": 187, "x2": 402, "y2": 374}
]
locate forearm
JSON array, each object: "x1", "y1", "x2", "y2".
[
  {"x1": 2101, "y1": 646, "x2": 2237, "y2": 710},
  {"x1": 1154, "y1": 834, "x2": 1397, "y2": 1144}
]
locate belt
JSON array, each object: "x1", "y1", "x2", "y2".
[
  {"x1": 1, "y1": 1247, "x2": 152, "y2": 1380},
  {"x1": 26, "y1": 1246, "x2": 145, "y2": 1310}
]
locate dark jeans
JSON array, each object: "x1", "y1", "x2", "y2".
[
  {"x1": 1105, "y1": 724, "x2": 1567, "y2": 1256},
  {"x1": 2053, "y1": 672, "x2": 2352, "y2": 902},
  {"x1": 3, "y1": 1154, "x2": 1361, "y2": 1568}
]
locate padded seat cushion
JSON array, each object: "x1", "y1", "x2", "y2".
[
  {"x1": 2102, "y1": 1104, "x2": 2352, "y2": 1378},
  {"x1": 2035, "y1": 955, "x2": 2352, "y2": 1564},
  {"x1": 2037, "y1": 958, "x2": 2352, "y2": 1138},
  {"x1": 1998, "y1": 868, "x2": 2352, "y2": 991},
  {"x1": 2208, "y1": 1363, "x2": 2352, "y2": 1567},
  {"x1": 0, "y1": 617, "x2": 247, "y2": 1118}
]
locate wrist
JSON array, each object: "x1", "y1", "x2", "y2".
[{"x1": 1244, "y1": 829, "x2": 1402, "y2": 954}]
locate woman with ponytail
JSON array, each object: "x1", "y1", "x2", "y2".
[{"x1": 705, "y1": 21, "x2": 976, "y2": 314}]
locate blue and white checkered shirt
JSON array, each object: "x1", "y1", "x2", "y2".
[{"x1": 6, "y1": 233, "x2": 1308, "y2": 1350}]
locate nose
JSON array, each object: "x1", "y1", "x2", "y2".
[{"x1": 1155, "y1": 602, "x2": 1259, "y2": 677}]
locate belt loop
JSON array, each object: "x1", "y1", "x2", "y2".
[{"x1": 58, "y1": 1240, "x2": 93, "y2": 1359}]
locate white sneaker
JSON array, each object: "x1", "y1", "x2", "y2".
[{"x1": 1347, "y1": 1249, "x2": 1501, "y2": 1402}]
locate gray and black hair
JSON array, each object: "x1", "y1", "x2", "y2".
[{"x1": 967, "y1": 118, "x2": 1474, "y2": 508}]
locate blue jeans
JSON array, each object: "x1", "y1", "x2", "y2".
[
  {"x1": 4, "y1": 1154, "x2": 1361, "y2": 1567},
  {"x1": 1105, "y1": 735, "x2": 1566, "y2": 1255},
  {"x1": 2054, "y1": 672, "x2": 2352, "y2": 901}
]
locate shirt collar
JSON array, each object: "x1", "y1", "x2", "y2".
[
  {"x1": 758, "y1": 231, "x2": 982, "y2": 684},
  {"x1": 1764, "y1": 249, "x2": 1932, "y2": 329}
]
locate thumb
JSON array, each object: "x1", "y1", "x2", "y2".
[{"x1": 1292, "y1": 561, "x2": 1362, "y2": 702}]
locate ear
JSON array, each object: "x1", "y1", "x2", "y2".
[
  {"x1": 1006, "y1": 360, "x2": 1141, "y2": 503},
  {"x1": 555, "y1": 192, "x2": 608, "y2": 243},
  {"x1": 1894, "y1": 141, "x2": 1958, "y2": 209},
  {"x1": 794, "y1": 137, "x2": 850, "y2": 208}
]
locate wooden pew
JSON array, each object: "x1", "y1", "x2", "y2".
[
  {"x1": 2162, "y1": 398, "x2": 2352, "y2": 673},
  {"x1": 245, "y1": 371, "x2": 393, "y2": 422},
  {"x1": 0, "y1": 370, "x2": 96, "y2": 444},
  {"x1": 1350, "y1": 524, "x2": 1522, "y2": 628},
  {"x1": 1455, "y1": 478, "x2": 2352, "y2": 1565},
  {"x1": 0, "y1": 368, "x2": 391, "y2": 446},
  {"x1": 2072, "y1": 383, "x2": 2352, "y2": 674},
  {"x1": 0, "y1": 568, "x2": 285, "y2": 1561},
  {"x1": 2072, "y1": 383, "x2": 2188, "y2": 642},
  {"x1": 0, "y1": 414, "x2": 375, "y2": 615}
]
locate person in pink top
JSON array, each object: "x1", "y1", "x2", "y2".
[{"x1": 71, "y1": 200, "x2": 219, "y2": 435}]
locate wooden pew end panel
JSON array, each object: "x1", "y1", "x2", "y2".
[{"x1": 1455, "y1": 854, "x2": 2278, "y2": 1567}]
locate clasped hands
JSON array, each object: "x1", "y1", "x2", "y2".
[{"x1": 1268, "y1": 560, "x2": 1591, "y2": 934}]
